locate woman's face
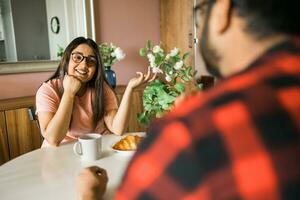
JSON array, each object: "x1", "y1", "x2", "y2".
[{"x1": 68, "y1": 44, "x2": 97, "y2": 83}]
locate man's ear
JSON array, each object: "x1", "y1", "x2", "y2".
[{"x1": 212, "y1": 0, "x2": 232, "y2": 33}]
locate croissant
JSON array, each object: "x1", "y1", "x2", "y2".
[{"x1": 113, "y1": 135, "x2": 144, "y2": 151}]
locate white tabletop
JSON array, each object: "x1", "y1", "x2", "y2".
[{"x1": 0, "y1": 132, "x2": 145, "y2": 200}]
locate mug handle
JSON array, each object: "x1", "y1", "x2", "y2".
[{"x1": 73, "y1": 141, "x2": 82, "y2": 156}]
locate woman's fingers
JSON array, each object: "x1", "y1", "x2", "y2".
[
  {"x1": 148, "y1": 73, "x2": 157, "y2": 82},
  {"x1": 136, "y1": 72, "x2": 143, "y2": 77},
  {"x1": 143, "y1": 66, "x2": 151, "y2": 81},
  {"x1": 136, "y1": 72, "x2": 144, "y2": 82},
  {"x1": 132, "y1": 68, "x2": 157, "y2": 88},
  {"x1": 142, "y1": 67, "x2": 157, "y2": 83}
]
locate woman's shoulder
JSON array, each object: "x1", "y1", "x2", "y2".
[
  {"x1": 37, "y1": 78, "x2": 62, "y2": 97},
  {"x1": 103, "y1": 81, "x2": 110, "y2": 89},
  {"x1": 45, "y1": 78, "x2": 62, "y2": 88},
  {"x1": 103, "y1": 81, "x2": 115, "y2": 94}
]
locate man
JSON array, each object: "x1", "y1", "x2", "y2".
[{"x1": 77, "y1": 0, "x2": 300, "y2": 199}]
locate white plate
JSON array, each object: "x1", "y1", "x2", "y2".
[{"x1": 112, "y1": 148, "x2": 136, "y2": 156}]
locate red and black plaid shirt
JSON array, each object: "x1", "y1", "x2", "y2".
[{"x1": 115, "y1": 38, "x2": 300, "y2": 199}]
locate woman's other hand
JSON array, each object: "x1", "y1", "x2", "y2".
[
  {"x1": 127, "y1": 67, "x2": 156, "y2": 89},
  {"x1": 63, "y1": 75, "x2": 82, "y2": 96},
  {"x1": 76, "y1": 166, "x2": 108, "y2": 200}
]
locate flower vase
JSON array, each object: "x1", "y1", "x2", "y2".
[{"x1": 105, "y1": 66, "x2": 116, "y2": 88}]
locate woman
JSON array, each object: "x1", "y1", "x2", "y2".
[{"x1": 36, "y1": 37, "x2": 154, "y2": 147}]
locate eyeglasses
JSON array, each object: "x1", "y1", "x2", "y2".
[
  {"x1": 71, "y1": 52, "x2": 97, "y2": 66},
  {"x1": 194, "y1": 1, "x2": 211, "y2": 28},
  {"x1": 194, "y1": 0, "x2": 237, "y2": 28}
]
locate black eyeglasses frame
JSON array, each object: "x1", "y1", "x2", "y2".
[{"x1": 71, "y1": 52, "x2": 97, "y2": 66}]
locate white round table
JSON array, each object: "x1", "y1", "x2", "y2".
[{"x1": 0, "y1": 132, "x2": 145, "y2": 200}]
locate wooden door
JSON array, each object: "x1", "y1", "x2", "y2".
[
  {"x1": 5, "y1": 108, "x2": 42, "y2": 159},
  {"x1": 0, "y1": 111, "x2": 10, "y2": 165},
  {"x1": 160, "y1": 0, "x2": 195, "y2": 68}
]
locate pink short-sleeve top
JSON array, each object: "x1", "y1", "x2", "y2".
[{"x1": 36, "y1": 79, "x2": 118, "y2": 147}]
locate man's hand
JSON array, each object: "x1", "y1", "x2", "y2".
[{"x1": 76, "y1": 166, "x2": 108, "y2": 200}]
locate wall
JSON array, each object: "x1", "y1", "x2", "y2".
[
  {"x1": 94, "y1": 0, "x2": 160, "y2": 85},
  {"x1": 0, "y1": 72, "x2": 52, "y2": 99},
  {"x1": 0, "y1": 0, "x2": 160, "y2": 99}
]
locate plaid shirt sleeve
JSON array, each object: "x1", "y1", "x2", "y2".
[{"x1": 114, "y1": 39, "x2": 300, "y2": 200}]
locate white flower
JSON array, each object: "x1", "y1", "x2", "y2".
[
  {"x1": 165, "y1": 75, "x2": 172, "y2": 82},
  {"x1": 152, "y1": 66, "x2": 163, "y2": 74},
  {"x1": 174, "y1": 60, "x2": 184, "y2": 70},
  {"x1": 114, "y1": 47, "x2": 126, "y2": 60},
  {"x1": 153, "y1": 45, "x2": 163, "y2": 53},
  {"x1": 110, "y1": 43, "x2": 116, "y2": 49},
  {"x1": 166, "y1": 54, "x2": 171, "y2": 60},
  {"x1": 147, "y1": 53, "x2": 156, "y2": 68},
  {"x1": 170, "y1": 47, "x2": 179, "y2": 57},
  {"x1": 150, "y1": 62, "x2": 156, "y2": 68},
  {"x1": 147, "y1": 53, "x2": 155, "y2": 62}
]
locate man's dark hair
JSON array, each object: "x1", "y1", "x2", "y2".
[{"x1": 232, "y1": 0, "x2": 300, "y2": 38}]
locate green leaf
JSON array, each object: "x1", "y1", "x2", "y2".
[
  {"x1": 57, "y1": 45, "x2": 64, "y2": 57},
  {"x1": 182, "y1": 52, "x2": 190, "y2": 60},
  {"x1": 147, "y1": 40, "x2": 153, "y2": 50},
  {"x1": 182, "y1": 76, "x2": 190, "y2": 82},
  {"x1": 139, "y1": 48, "x2": 146, "y2": 57},
  {"x1": 137, "y1": 112, "x2": 152, "y2": 125},
  {"x1": 175, "y1": 83, "x2": 185, "y2": 93}
]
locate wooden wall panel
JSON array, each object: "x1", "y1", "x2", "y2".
[
  {"x1": 160, "y1": 0, "x2": 195, "y2": 68},
  {"x1": 0, "y1": 111, "x2": 9, "y2": 165},
  {"x1": 5, "y1": 108, "x2": 42, "y2": 159}
]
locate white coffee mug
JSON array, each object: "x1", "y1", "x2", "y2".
[{"x1": 73, "y1": 133, "x2": 102, "y2": 162}]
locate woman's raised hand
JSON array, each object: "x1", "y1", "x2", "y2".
[
  {"x1": 63, "y1": 75, "x2": 82, "y2": 96},
  {"x1": 128, "y1": 67, "x2": 156, "y2": 89}
]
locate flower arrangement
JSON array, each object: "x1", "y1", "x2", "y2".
[
  {"x1": 99, "y1": 43, "x2": 126, "y2": 68},
  {"x1": 137, "y1": 40, "x2": 197, "y2": 125}
]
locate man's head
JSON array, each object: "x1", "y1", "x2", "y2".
[{"x1": 195, "y1": 0, "x2": 300, "y2": 78}]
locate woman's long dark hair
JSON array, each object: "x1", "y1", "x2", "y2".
[{"x1": 46, "y1": 37, "x2": 108, "y2": 125}]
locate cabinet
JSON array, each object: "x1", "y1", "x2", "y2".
[
  {"x1": 5, "y1": 108, "x2": 42, "y2": 159},
  {"x1": 0, "y1": 85, "x2": 145, "y2": 165},
  {"x1": 0, "y1": 96, "x2": 42, "y2": 165},
  {"x1": 0, "y1": 111, "x2": 9, "y2": 164}
]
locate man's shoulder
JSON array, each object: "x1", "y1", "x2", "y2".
[{"x1": 168, "y1": 78, "x2": 247, "y2": 119}]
